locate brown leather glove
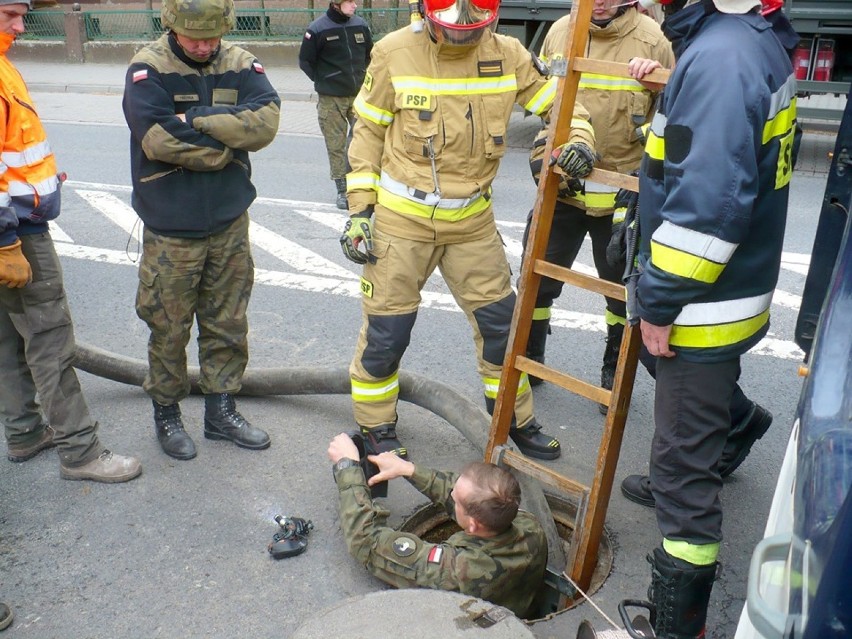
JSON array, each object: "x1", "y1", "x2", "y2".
[{"x1": 0, "y1": 239, "x2": 32, "y2": 288}]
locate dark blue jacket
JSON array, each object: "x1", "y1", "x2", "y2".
[
  {"x1": 123, "y1": 34, "x2": 280, "y2": 237},
  {"x1": 636, "y1": 2, "x2": 796, "y2": 362},
  {"x1": 299, "y1": 4, "x2": 373, "y2": 97}
]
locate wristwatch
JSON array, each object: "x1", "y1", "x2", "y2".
[{"x1": 333, "y1": 457, "x2": 359, "y2": 478}]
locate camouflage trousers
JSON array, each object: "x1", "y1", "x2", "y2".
[
  {"x1": 136, "y1": 213, "x2": 254, "y2": 405},
  {"x1": 317, "y1": 94, "x2": 356, "y2": 181},
  {"x1": 0, "y1": 231, "x2": 102, "y2": 466}
]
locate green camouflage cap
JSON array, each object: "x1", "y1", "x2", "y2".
[{"x1": 161, "y1": 0, "x2": 235, "y2": 39}]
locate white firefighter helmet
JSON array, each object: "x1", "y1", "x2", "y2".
[{"x1": 638, "y1": 0, "x2": 759, "y2": 17}]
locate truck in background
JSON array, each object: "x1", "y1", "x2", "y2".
[{"x1": 495, "y1": 0, "x2": 851, "y2": 119}]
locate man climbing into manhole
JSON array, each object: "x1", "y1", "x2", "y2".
[{"x1": 327, "y1": 433, "x2": 548, "y2": 617}]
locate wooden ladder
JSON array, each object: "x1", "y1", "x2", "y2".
[{"x1": 485, "y1": 0, "x2": 670, "y2": 603}]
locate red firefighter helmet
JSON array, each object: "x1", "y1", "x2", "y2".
[
  {"x1": 422, "y1": 0, "x2": 500, "y2": 45},
  {"x1": 760, "y1": 0, "x2": 783, "y2": 15}
]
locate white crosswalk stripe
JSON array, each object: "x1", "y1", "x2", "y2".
[{"x1": 60, "y1": 180, "x2": 808, "y2": 361}]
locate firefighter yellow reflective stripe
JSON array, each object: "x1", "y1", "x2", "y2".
[
  {"x1": 1, "y1": 141, "x2": 52, "y2": 168},
  {"x1": 576, "y1": 180, "x2": 618, "y2": 209},
  {"x1": 532, "y1": 307, "x2": 551, "y2": 321},
  {"x1": 651, "y1": 221, "x2": 738, "y2": 284},
  {"x1": 380, "y1": 172, "x2": 487, "y2": 209},
  {"x1": 605, "y1": 309, "x2": 625, "y2": 326},
  {"x1": 663, "y1": 539, "x2": 720, "y2": 566},
  {"x1": 613, "y1": 208, "x2": 626, "y2": 224},
  {"x1": 351, "y1": 374, "x2": 400, "y2": 403},
  {"x1": 523, "y1": 77, "x2": 557, "y2": 115},
  {"x1": 569, "y1": 116, "x2": 594, "y2": 137},
  {"x1": 392, "y1": 74, "x2": 519, "y2": 95},
  {"x1": 378, "y1": 187, "x2": 491, "y2": 222},
  {"x1": 645, "y1": 112, "x2": 666, "y2": 160},
  {"x1": 652, "y1": 242, "x2": 725, "y2": 284},
  {"x1": 347, "y1": 172, "x2": 379, "y2": 192},
  {"x1": 669, "y1": 302, "x2": 769, "y2": 348},
  {"x1": 578, "y1": 73, "x2": 644, "y2": 92},
  {"x1": 676, "y1": 292, "x2": 772, "y2": 326},
  {"x1": 354, "y1": 94, "x2": 394, "y2": 127},
  {"x1": 762, "y1": 73, "x2": 798, "y2": 144},
  {"x1": 482, "y1": 374, "x2": 531, "y2": 399}
]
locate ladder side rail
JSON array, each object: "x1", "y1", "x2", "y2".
[
  {"x1": 567, "y1": 322, "x2": 643, "y2": 588},
  {"x1": 483, "y1": 0, "x2": 593, "y2": 463}
]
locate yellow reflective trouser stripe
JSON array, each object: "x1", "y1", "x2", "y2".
[
  {"x1": 483, "y1": 374, "x2": 531, "y2": 399},
  {"x1": 651, "y1": 241, "x2": 725, "y2": 284},
  {"x1": 347, "y1": 172, "x2": 379, "y2": 191},
  {"x1": 377, "y1": 187, "x2": 491, "y2": 222},
  {"x1": 663, "y1": 539, "x2": 720, "y2": 566},
  {"x1": 351, "y1": 373, "x2": 400, "y2": 402},
  {"x1": 670, "y1": 309, "x2": 769, "y2": 348},
  {"x1": 532, "y1": 307, "x2": 551, "y2": 321},
  {"x1": 613, "y1": 208, "x2": 626, "y2": 224},
  {"x1": 605, "y1": 309, "x2": 625, "y2": 326}
]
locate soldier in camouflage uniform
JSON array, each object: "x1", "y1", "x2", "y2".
[
  {"x1": 123, "y1": 0, "x2": 280, "y2": 460},
  {"x1": 327, "y1": 433, "x2": 548, "y2": 617}
]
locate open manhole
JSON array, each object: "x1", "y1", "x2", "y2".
[{"x1": 399, "y1": 492, "x2": 614, "y2": 622}]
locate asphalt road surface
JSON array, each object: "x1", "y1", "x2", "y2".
[{"x1": 0, "y1": 89, "x2": 834, "y2": 638}]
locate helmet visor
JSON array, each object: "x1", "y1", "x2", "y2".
[{"x1": 425, "y1": 0, "x2": 498, "y2": 29}]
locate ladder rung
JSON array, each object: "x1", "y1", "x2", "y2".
[
  {"x1": 571, "y1": 57, "x2": 671, "y2": 86},
  {"x1": 534, "y1": 259, "x2": 626, "y2": 300},
  {"x1": 492, "y1": 446, "x2": 589, "y2": 500},
  {"x1": 584, "y1": 168, "x2": 639, "y2": 192},
  {"x1": 516, "y1": 355, "x2": 611, "y2": 405}
]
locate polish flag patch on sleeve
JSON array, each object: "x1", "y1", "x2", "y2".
[
  {"x1": 427, "y1": 546, "x2": 444, "y2": 564},
  {"x1": 132, "y1": 69, "x2": 148, "y2": 83},
  {"x1": 304, "y1": 31, "x2": 312, "y2": 39},
  {"x1": 252, "y1": 61, "x2": 265, "y2": 74}
]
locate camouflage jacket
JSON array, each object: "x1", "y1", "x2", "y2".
[
  {"x1": 336, "y1": 464, "x2": 547, "y2": 617},
  {"x1": 123, "y1": 33, "x2": 280, "y2": 237}
]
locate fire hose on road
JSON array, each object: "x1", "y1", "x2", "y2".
[{"x1": 73, "y1": 341, "x2": 567, "y2": 571}]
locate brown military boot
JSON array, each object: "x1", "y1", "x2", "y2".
[
  {"x1": 7, "y1": 425, "x2": 56, "y2": 462},
  {"x1": 60, "y1": 450, "x2": 142, "y2": 483}
]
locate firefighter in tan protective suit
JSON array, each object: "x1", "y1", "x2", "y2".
[
  {"x1": 523, "y1": 0, "x2": 674, "y2": 411},
  {"x1": 338, "y1": 0, "x2": 596, "y2": 461}
]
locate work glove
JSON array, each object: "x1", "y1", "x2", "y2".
[
  {"x1": 607, "y1": 184, "x2": 639, "y2": 270},
  {"x1": 551, "y1": 143, "x2": 596, "y2": 179},
  {"x1": 340, "y1": 209, "x2": 375, "y2": 265},
  {"x1": 0, "y1": 239, "x2": 32, "y2": 288}
]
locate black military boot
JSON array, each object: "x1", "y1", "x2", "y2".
[
  {"x1": 718, "y1": 403, "x2": 773, "y2": 478},
  {"x1": 360, "y1": 423, "x2": 408, "y2": 459},
  {"x1": 204, "y1": 393, "x2": 271, "y2": 450},
  {"x1": 526, "y1": 317, "x2": 550, "y2": 387},
  {"x1": 334, "y1": 178, "x2": 348, "y2": 210},
  {"x1": 647, "y1": 546, "x2": 717, "y2": 639},
  {"x1": 599, "y1": 322, "x2": 625, "y2": 414},
  {"x1": 153, "y1": 401, "x2": 197, "y2": 460}
]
